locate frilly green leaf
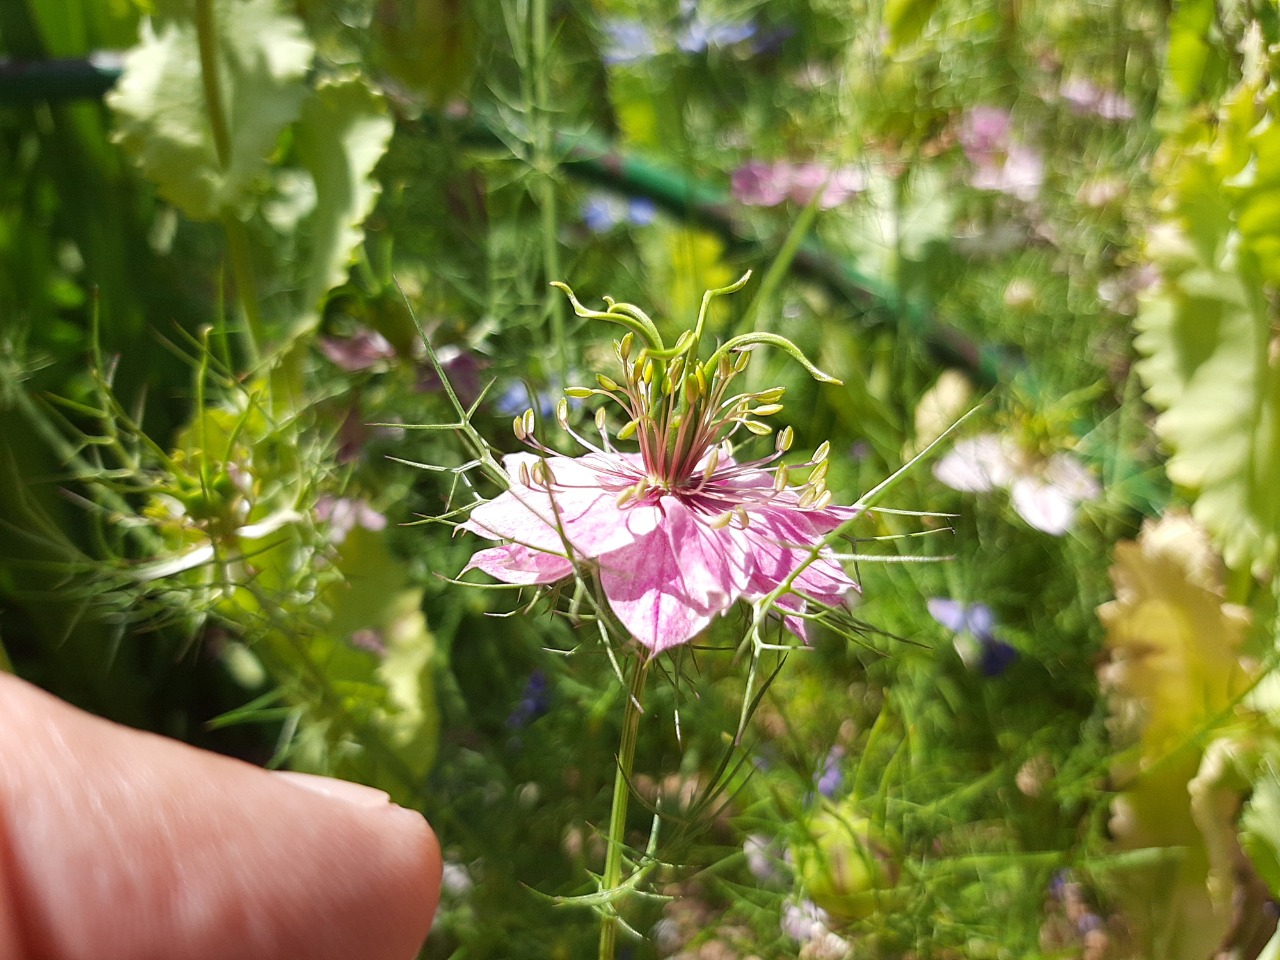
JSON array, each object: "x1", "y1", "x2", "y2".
[{"x1": 107, "y1": 0, "x2": 313, "y2": 221}]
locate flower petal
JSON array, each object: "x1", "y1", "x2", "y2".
[
  {"x1": 597, "y1": 524, "x2": 719, "y2": 654},
  {"x1": 462, "y1": 543, "x2": 575, "y2": 585},
  {"x1": 933, "y1": 434, "x2": 1016, "y2": 493},
  {"x1": 1010, "y1": 476, "x2": 1078, "y2": 534}
]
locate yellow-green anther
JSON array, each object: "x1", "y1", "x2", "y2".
[
  {"x1": 517, "y1": 460, "x2": 533, "y2": 487},
  {"x1": 752, "y1": 403, "x2": 784, "y2": 417},
  {"x1": 594, "y1": 407, "x2": 608, "y2": 433},
  {"x1": 564, "y1": 386, "x2": 594, "y2": 399},
  {"x1": 642, "y1": 359, "x2": 655, "y2": 384},
  {"x1": 734, "y1": 504, "x2": 750, "y2": 528},
  {"x1": 743, "y1": 419, "x2": 772, "y2": 436},
  {"x1": 685, "y1": 375, "x2": 702, "y2": 406},
  {"x1": 809, "y1": 460, "x2": 829, "y2": 485},
  {"x1": 556, "y1": 398, "x2": 570, "y2": 425},
  {"x1": 797, "y1": 485, "x2": 819, "y2": 509},
  {"x1": 523, "y1": 409, "x2": 537, "y2": 438},
  {"x1": 774, "y1": 465, "x2": 791, "y2": 492},
  {"x1": 695, "y1": 364, "x2": 708, "y2": 396},
  {"x1": 756, "y1": 386, "x2": 786, "y2": 403},
  {"x1": 596, "y1": 374, "x2": 619, "y2": 391},
  {"x1": 733, "y1": 350, "x2": 751, "y2": 374},
  {"x1": 776, "y1": 425, "x2": 794, "y2": 453},
  {"x1": 812, "y1": 489, "x2": 833, "y2": 510},
  {"x1": 811, "y1": 440, "x2": 831, "y2": 464},
  {"x1": 619, "y1": 331, "x2": 635, "y2": 360},
  {"x1": 618, "y1": 419, "x2": 639, "y2": 440},
  {"x1": 513, "y1": 415, "x2": 527, "y2": 441},
  {"x1": 702, "y1": 447, "x2": 720, "y2": 481},
  {"x1": 709, "y1": 510, "x2": 734, "y2": 529},
  {"x1": 718, "y1": 354, "x2": 735, "y2": 380}
]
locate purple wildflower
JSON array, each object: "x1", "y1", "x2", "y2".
[
  {"x1": 507, "y1": 669, "x2": 552, "y2": 729},
  {"x1": 459, "y1": 278, "x2": 859, "y2": 655},
  {"x1": 927, "y1": 598, "x2": 1017, "y2": 678},
  {"x1": 816, "y1": 745, "x2": 845, "y2": 798}
]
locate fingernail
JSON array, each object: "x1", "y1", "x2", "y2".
[{"x1": 272, "y1": 770, "x2": 393, "y2": 809}]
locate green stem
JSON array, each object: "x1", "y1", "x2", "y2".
[
  {"x1": 194, "y1": 0, "x2": 262, "y2": 366},
  {"x1": 530, "y1": 0, "x2": 567, "y2": 382},
  {"x1": 598, "y1": 654, "x2": 650, "y2": 960}
]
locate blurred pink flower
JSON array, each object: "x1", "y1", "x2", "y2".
[
  {"x1": 968, "y1": 143, "x2": 1045, "y2": 202},
  {"x1": 1059, "y1": 77, "x2": 1135, "y2": 121},
  {"x1": 732, "y1": 160, "x2": 864, "y2": 209},
  {"x1": 958, "y1": 106, "x2": 1013, "y2": 165},
  {"x1": 933, "y1": 433, "x2": 1099, "y2": 535},
  {"x1": 319, "y1": 329, "x2": 397, "y2": 372},
  {"x1": 958, "y1": 107, "x2": 1044, "y2": 201}
]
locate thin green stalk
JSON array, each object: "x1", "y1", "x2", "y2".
[
  {"x1": 194, "y1": 0, "x2": 262, "y2": 366},
  {"x1": 530, "y1": 0, "x2": 567, "y2": 381},
  {"x1": 598, "y1": 654, "x2": 650, "y2": 960}
]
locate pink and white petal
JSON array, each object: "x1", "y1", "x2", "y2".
[
  {"x1": 932, "y1": 434, "x2": 1015, "y2": 493},
  {"x1": 663, "y1": 497, "x2": 752, "y2": 609},
  {"x1": 462, "y1": 542, "x2": 575, "y2": 585},
  {"x1": 1010, "y1": 476, "x2": 1077, "y2": 535},
  {"x1": 597, "y1": 528, "x2": 719, "y2": 654},
  {"x1": 562, "y1": 496, "x2": 662, "y2": 557}
]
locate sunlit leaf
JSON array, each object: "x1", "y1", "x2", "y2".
[
  {"x1": 294, "y1": 76, "x2": 395, "y2": 317},
  {"x1": 1135, "y1": 63, "x2": 1280, "y2": 575},
  {"x1": 107, "y1": 0, "x2": 313, "y2": 220},
  {"x1": 883, "y1": 0, "x2": 941, "y2": 53}
]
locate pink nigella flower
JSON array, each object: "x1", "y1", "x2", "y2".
[{"x1": 459, "y1": 276, "x2": 859, "y2": 655}]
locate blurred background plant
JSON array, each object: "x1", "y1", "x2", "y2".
[{"x1": 3, "y1": 0, "x2": 1280, "y2": 957}]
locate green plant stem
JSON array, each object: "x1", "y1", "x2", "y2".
[
  {"x1": 193, "y1": 0, "x2": 262, "y2": 366},
  {"x1": 598, "y1": 654, "x2": 650, "y2": 960},
  {"x1": 529, "y1": 0, "x2": 567, "y2": 382}
]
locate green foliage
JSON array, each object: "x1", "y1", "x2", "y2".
[{"x1": 1135, "y1": 33, "x2": 1280, "y2": 576}]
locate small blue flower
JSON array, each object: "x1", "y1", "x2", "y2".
[
  {"x1": 927, "y1": 598, "x2": 1018, "y2": 678},
  {"x1": 507, "y1": 669, "x2": 551, "y2": 729},
  {"x1": 676, "y1": 0, "x2": 756, "y2": 53},
  {"x1": 495, "y1": 380, "x2": 559, "y2": 418},
  {"x1": 601, "y1": 18, "x2": 658, "y2": 65},
  {"x1": 581, "y1": 193, "x2": 658, "y2": 233},
  {"x1": 816, "y1": 745, "x2": 844, "y2": 799}
]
